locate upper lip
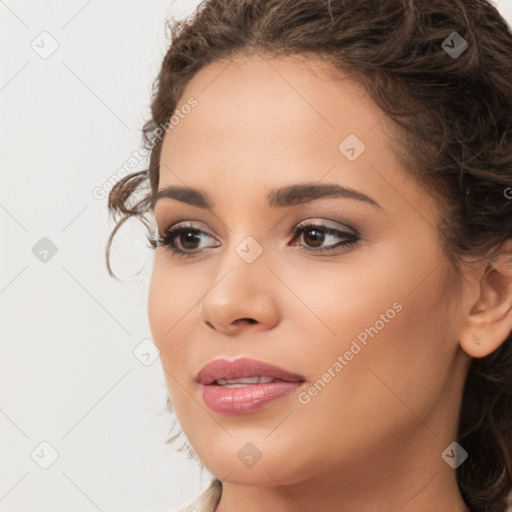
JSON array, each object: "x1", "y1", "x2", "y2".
[{"x1": 196, "y1": 357, "x2": 306, "y2": 385}]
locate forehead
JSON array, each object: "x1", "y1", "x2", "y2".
[
  {"x1": 156, "y1": 53, "x2": 428, "y2": 222},
  {"x1": 165, "y1": 53, "x2": 384, "y2": 146}
]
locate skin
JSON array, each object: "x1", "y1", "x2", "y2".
[{"x1": 147, "y1": 53, "x2": 512, "y2": 512}]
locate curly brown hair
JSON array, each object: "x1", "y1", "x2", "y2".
[{"x1": 105, "y1": 0, "x2": 512, "y2": 510}]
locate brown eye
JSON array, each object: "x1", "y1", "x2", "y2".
[
  {"x1": 177, "y1": 230, "x2": 202, "y2": 250},
  {"x1": 301, "y1": 227, "x2": 326, "y2": 248},
  {"x1": 156, "y1": 224, "x2": 219, "y2": 256},
  {"x1": 290, "y1": 222, "x2": 359, "y2": 254}
]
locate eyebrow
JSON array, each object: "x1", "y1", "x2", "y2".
[{"x1": 151, "y1": 182, "x2": 382, "y2": 210}]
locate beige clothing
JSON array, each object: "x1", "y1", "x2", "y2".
[{"x1": 176, "y1": 478, "x2": 222, "y2": 512}]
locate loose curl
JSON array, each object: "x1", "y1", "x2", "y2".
[{"x1": 106, "y1": 1, "x2": 512, "y2": 510}]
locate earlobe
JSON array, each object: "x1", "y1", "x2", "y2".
[
  {"x1": 459, "y1": 240, "x2": 512, "y2": 359},
  {"x1": 460, "y1": 321, "x2": 511, "y2": 358}
]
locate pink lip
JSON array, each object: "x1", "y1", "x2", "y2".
[
  {"x1": 196, "y1": 357, "x2": 306, "y2": 385},
  {"x1": 196, "y1": 357, "x2": 306, "y2": 415}
]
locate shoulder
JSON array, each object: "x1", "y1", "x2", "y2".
[{"x1": 173, "y1": 478, "x2": 222, "y2": 512}]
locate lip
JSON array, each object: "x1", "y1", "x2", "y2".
[
  {"x1": 196, "y1": 357, "x2": 306, "y2": 415},
  {"x1": 196, "y1": 357, "x2": 306, "y2": 385}
]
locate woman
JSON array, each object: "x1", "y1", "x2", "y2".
[{"x1": 106, "y1": 0, "x2": 512, "y2": 510}]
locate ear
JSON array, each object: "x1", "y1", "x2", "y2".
[{"x1": 459, "y1": 239, "x2": 512, "y2": 358}]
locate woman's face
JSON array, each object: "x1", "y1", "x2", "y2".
[{"x1": 148, "y1": 54, "x2": 471, "y2": 487}]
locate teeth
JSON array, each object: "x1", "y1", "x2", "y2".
[{"x1": 216, "y1": 376, "x2": 275, "y2": 386}]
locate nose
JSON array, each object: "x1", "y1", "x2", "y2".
[{"x1": 198, "y1": 256, "x2": 280, "y2": 336}]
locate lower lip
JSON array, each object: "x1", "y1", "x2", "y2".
[{"x1": 201, "y1": 381, "x2": 304, "y2": 414}]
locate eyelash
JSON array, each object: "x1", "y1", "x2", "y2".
[{"x1": 151, "y1": 221, "x2": 359, "y2": 259}]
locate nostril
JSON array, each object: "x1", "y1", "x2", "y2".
[{"x1": 238, "y1": 318, "x2": 257, "y2": 325}]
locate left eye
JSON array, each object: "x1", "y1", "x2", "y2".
[
  {"x1": 290, "y1": 222, "x2": 359, "y2": 254},
  {"x1": 153, "y1": 221, "x2": 359, "y2": 257}
]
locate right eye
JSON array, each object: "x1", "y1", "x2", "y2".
[{"x1": 153, "y1": 223, "x2": 220, "y2": 257}]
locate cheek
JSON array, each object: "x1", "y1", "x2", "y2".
[
  {"x1": 147, "y1": 264, "x2": 190, "y2": 392},
  {"x1": 288, "y1": 241, "x2": 452, "y2": 391},
  {"x1": 147, "y1": 272, "x2": 192, "y2": 414},
  {"x1": 147, "y1": 260, "x2": 200, "y2": 347},
  {"x1": 298, "y1": 261, "x2": 456, "y2": 449},
  {"x1": 147, "y1": 266, "x2": 169, "y2": 346}
]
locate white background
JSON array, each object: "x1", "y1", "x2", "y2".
[{"x1": 1, "y1": 1, "x2": 511, "y2": 511}]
